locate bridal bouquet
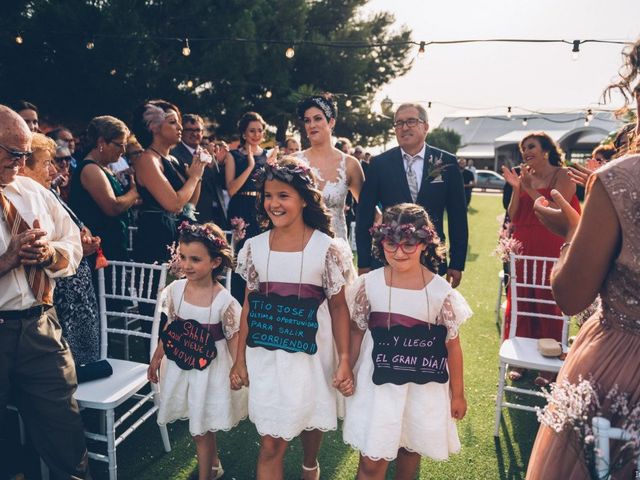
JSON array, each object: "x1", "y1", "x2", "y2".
[
  {"x1": 230, "y1": 217, "x2": 248, "y2": 242},
  {"x1": 536, "y1": 376, "x2": 640, "y2": 479}
]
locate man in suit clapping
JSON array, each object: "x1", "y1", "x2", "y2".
[{"x1": 356, "y1": 103, "x2": 468, "y2": 287}]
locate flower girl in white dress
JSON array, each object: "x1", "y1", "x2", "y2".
[
  {"x1": 343, "y1": 203, "x2": 472, "y2": 479},
  {"x1": 148, "y1": 222, "x2": 247, "y2": 480}
]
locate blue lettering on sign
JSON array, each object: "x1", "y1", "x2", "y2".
[{"x1": 247, "y1": 292, "x2": 320, "y2": 355}]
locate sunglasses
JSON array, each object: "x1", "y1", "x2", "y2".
[
  {"x1": 55, "y1": 156, "x2": 72, "y2": 163},
  {"x1": 382, "y1": 240, "x2": 422, "y2": 254},
  {"x1": 0, "y1": 143, "x2": 33, "y2": 161}
]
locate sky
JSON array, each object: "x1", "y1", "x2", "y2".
[{"x1": 361, "y1": 0, "x2": 640, "y2": 129}]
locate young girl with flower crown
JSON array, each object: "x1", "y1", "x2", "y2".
[
  {"x1": 230, "y1": 156, "x2": 354, "y2": 480},
  {"x1": 148, "y1": 222, "x2": 247, "y2": 480},
  {"x1": 343, "y1": 203, "x2": 472, "y2": 480}
]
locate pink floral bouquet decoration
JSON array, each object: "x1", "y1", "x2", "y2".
[
  {"x1": 493, "y1": 222, "x2": 523, "y2": 263},
  {"x1": 166, "y1": 241, "x2": 185, "y2": 279},
  {"x1": 230, "y1": 217, "x2": 248, "y2": 242}
]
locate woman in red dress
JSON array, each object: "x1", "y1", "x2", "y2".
[{"x1": 501, "y1": 132, "x2": 581, "y2": 383}]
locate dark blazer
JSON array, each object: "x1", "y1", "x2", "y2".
[
  {"x1": 356, "y1": 144, "x2": 469, "y2": 272},
  {"x1": 171, "y1": 142, "x2": 193, "y2": 166},
  {"x1": 171, "y1": 143, "x2": 227, "y2": 228}
]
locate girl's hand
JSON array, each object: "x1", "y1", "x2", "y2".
[
  {"x1": 230, "y1": 361, "x2": 249, "y2": 390},
  {"x1": 332, "y1": 360, "x2": 354, "y2": 396},
  {"x1": 533, "y1": 189, "x2": 581, "y2": 239},
  {"x1": 520, "y1": 166, "x2": 533, "y2": 190},
  {"x1": 567, "y1": 164, "x2": 592, "y2": 187},
  {"x1": 451, "y1": 395, "x2": 467, "y2": 420},
  {"x1": 501, "y1": 166, "x2": 520, "y2": 189},
  {"x1": 246, "y1": 148, "x2": 256, "y2": 169},
  {"x1": 147, "y1": 351, "x2": 163, "y2": 384}
]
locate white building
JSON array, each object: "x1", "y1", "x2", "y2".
[{"x1": 438, "y1": 112, "x2": 622, "y2": 170}]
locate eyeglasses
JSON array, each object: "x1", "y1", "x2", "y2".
[
  {"x1": 55, "y1": 156, "x2": 72, "y2": 163},
  {"x1": 393, "y1": 118, "x2": 425, "y2": 129},
  {"x1": 0, "y1": 143, "x2": 33, "y2": 161},
  {"x1": 109, "y1": 140, "x2": 126, "y2": 149},
  {"x1": 382, "y1": 240, "x2": 421, "y2": 254}
]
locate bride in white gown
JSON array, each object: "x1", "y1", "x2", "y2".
[{"x1": 294, "y1": 95, "x2": 364, "y2": 240}]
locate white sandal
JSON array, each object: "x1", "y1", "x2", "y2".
[
  {"x1": 301, "y1": 461, "x2": 320, "y2": 480},
  {"x1": 211, "y1": 460, "x2": 224, "y2": 480}
]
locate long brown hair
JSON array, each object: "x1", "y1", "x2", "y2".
[{"x1": 255, "y1": 156, "x2": 334, "y2": 237}]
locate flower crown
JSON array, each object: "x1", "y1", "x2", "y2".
[
  {"x1": 253, "y1": 158, "x2": 316, "y2": 188},
  {"x1": 370, "y1": 221, "x2": 438, "y2": 245},
  {"x1": 178, "y1": 221, "x2": 228, "y2": 250}
]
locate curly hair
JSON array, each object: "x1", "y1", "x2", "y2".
[
  {"x1": 255, "y1": 156, "x2": 334, "y2": 237},
  {"x1": 519, "y1": 132, "x2": 565, "y2": 166},
  {"x1": 131, "y1": 99, "x2": 181, "y2": 148},
  {"x1": 603, "y1": 37, "x2": 640, "y2": 104},
  {"x1": 178, "y1": 222, "x2": 234, "y2": 280},
  {"x1": 372, "y1": 203, "x2": 446, "y2": 273}
]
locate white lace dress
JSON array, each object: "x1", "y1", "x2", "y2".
[
  {"x1": 235, "y1": 230, "x2": 353, "y2": 440},
  {"x1": 295, "y1": 151, "x2": 350, "y2": 240},
  {"x1": 343, "y1": 269, "x2": 472, "y2": 461},
  {"x1": 156, "y1": 279, "x2": 248, "y2": 436}
]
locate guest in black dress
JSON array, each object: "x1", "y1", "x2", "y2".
[
  {"x1": 224, "y1": 111, "x2": 269, "y2": 301},
  {"x1": 70, "y1": 116, "x2": 140, "y2": 266},
  {"x1": 131, "y1": 100, "x2": 206, "y2": 264},
  {"x1": 22, "y1": 133, "x2": 102, "y2": 364}
]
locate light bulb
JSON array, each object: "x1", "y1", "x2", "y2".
[
  {"x1": 186, "y1": 79, "x2": 194, "y2": 88},
  {"x1": 110, "y1": 68, "x2": 117, "y2": 76},
  {"x1": 367, "y1": 113, "x2": 373, "y2": 119},
  {"x1": 464, "y1": 117, "x2": 470, "y2": 125},
  {"x1": 86, "y1": 40, "x2": 94, "y2": 50},
  {"x1": 584, "y1": 118, "x2": 590, "y2": 127},
  {"x1": 586, "y1": 109, "x2": 594, "y2": 122},
  {"x1": 345, "y1": 99, "x2": 352, "y2": 107},
  {"x1": 522, "y1": 118, "x2": 528, "y2": 127},
  {"x1": 571, "y1": 40, "x2": 580, "y2": 61},
  {"x1": 507, "y1": 106, "x2": 512, "y2": 119},
  {"x1": 265, "y1": 90, "x2": 272, "y2": 99},
  {"x1": 15, "y1": 35, "x2": 23, "y2": 45},
  {"x1": 417, "y1": 41, "x2": 426, "y2": 58},
  {"x1": 182, "y1": 39, "x2": 191, "y2": 57},
  {"x1": 427, "y1": 101, "x2": 432, "y2": 110},
  {"x1": 285, "y1": 47, "x2": 295, "y2": 59}
]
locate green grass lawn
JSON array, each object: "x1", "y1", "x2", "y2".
[{"x1": 10, "y1": 194, "x2": 541, "y2": 479}]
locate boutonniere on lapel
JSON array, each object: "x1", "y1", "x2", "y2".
[{"x1": 426, "y1": 154, "x2": 450, "y2": 183}]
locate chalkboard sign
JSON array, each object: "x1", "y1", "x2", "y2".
[
  {"x1": 161, "y1": 318, "x2": 218, "y2": 371},
  {"x1": 370, "y1": 323, "x2": 449, "y2": 385},
  {"x1": 247, "y1": 292, "x2": 320, "y2": 355}
]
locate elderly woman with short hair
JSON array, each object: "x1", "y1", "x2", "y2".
[
  {"x1": 21, "y1": 133, "x2": 101, "y2": 364},
  {"x1": 69, "y1": 115, "x2": 140, "y2": 266}
]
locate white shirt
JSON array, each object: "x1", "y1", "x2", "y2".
[
  {"x1": 0, "y1": 176, "x2": 82, "y2": 310},
  {"x1": 400, "y1": 143, "x2": 427, "y2": 190}
]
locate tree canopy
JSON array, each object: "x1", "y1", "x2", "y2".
[
  {"x1": 0, "y1": 0, "x2": 413, "y2": 145},
  {"x1": 426, "y1": 128, "x2": 462, "y2": 154}
]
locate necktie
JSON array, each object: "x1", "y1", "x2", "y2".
[
  {"x1": 405, "y1": 156, "x2": 420, "y2": 202},
  {"x1": 0, "y1": 189, "x2": 53, "y2": 305}
]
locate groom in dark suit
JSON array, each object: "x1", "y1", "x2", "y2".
[{"x1": 356, "y1": 103, "x2": 468, "y2": 287}]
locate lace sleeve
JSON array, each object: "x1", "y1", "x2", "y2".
[
  {"x1": 322, "y1": 238, "x2": 356, "y2": 298},
  {"x1": 159, "y1": 281, "x2": 177, "y2": 326},
  {"x1": 346, "y1": 275, "x2": 370, "y2": 330},
  {"x1": 235, "y1": 241, "x2": 259, "y2": 291},
  {"x1": 437, "y1": 290, "x2": 473, "y2": 341},
  {"x1": 222, "y1": 295, "x2": 242, "y2": 339}
]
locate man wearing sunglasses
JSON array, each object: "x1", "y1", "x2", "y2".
[
  {"x1": 356, "y1": 102, "x2": 468, "y2": 287},
  {"x1": 0, "y1": 106, "x2": 88, "y2": 478}
]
